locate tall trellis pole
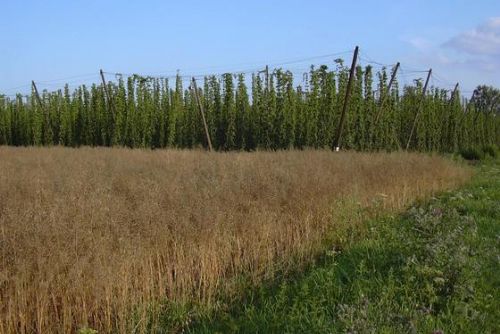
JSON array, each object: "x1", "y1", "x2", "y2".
[
  {"x1": 333, "y1": 46, "x2": 359, "y2": 149},
  {"x1": 406, "y1": 69, "x2": 432, "y2": 150}
]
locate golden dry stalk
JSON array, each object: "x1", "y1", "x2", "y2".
[{"x1": 0, "y1": 147, "x2": 471, "y2": 333}]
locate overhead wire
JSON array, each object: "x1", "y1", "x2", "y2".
[
  {"x1": 153, "y1": 50, "x2": 353, "y2": 77},
  {"x1": 358, "y1": 50, "x2": 395, "y2": 68},
  {"x1": 37, "y1": 73, "x2": 98, "y2": 84},
  {"x1": 2, "y1": 83, "x2": 32, "y2": 92},
  {"x1": 105, "y1": 50, "x2": 354, "y2": 81},
  {"x1": 1, "y1": 49, "x2": 474, "y2": 98},
  {"x1": 1, "y1": 50, "x2": 354, "y2": 94}
]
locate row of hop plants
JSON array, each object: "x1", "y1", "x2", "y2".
[{"x1": 0, "y1": 62, "x2": 498, "y2": 151}]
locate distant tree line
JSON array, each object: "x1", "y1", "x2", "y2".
[{"x1": 0, "y1": 63, "x2": 498, "y2": 151}]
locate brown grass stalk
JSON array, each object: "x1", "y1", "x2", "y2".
[{"x1": 0, "y1": 147, "x2": 471, "y2": 333}]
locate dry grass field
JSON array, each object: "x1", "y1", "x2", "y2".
[{"x1": 0, "y1": 147, "x2": 471, "y2": 333}]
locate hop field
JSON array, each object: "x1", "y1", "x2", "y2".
[
  {"x1": 0, "y1": 147, "x2": 471, "y2": 333},
  {"x1": 1, "y1": 63, "x2": 498, "y2": 152}
]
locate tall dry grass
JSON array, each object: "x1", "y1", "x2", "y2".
[{"x1": 0, "y1": 147, "x2": 471, "y2": 333}]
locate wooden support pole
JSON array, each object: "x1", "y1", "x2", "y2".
[
  {"x1": 32, "y1": 80, "x2": 51, "y2": 136},
  {"x1": 405, "y1": 69, "x2": 432, "y2": 150},
  {"x1": 191, "y1": 78, "x2": 213, "y2": 151},
  {"x1": 333, "y1": 46, "x2": 359, "y2": 149},
  {"x1": 31, "y1": 81, "x2": 44, "y2": 111},
  {"x1": 374, "y1": 62, "x2": 400, "y2": 124},
  {"x1": 258, "y1": 65, "x2": 270, "y2": 89},
  {"x1": 265, "y1": 65, "x2": 270, "y2": 91},
  {"x1": 449, "y1": 82, "x2": 459, "y2": 104},
  {"x1": 99, "y1": 69, "x2": 116, "y2": 123}
]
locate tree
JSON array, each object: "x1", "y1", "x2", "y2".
[{"x1": 471, "y1": 85, "x2": 500, "y2": 116}]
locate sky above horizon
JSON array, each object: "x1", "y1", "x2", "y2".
[{"x1": 1, "y1": 0, "x2": 499, "y2": 97}]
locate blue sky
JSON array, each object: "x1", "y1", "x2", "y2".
[{"x1": 1, "y1": 0, "x2": 499, "y2": 96}]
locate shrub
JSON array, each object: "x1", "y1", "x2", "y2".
[
  {"x1": 482, "y1": 144, "x2": 497, "y2": 158},
  {"x1": 459, "y1": 147, "x2": 484, "y2": 161}
]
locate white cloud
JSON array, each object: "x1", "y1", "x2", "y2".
[
  {"x1": 444, "y1": 17, "x2": 500, "y2": 56},
  {"x1": 400, "y1": 18, "x2": 500, "y2": 90},
  {"x1": 408, "y1": 37, "x2": 433, "y2": 51}
]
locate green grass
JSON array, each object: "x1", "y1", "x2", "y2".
[{"x1": 186, "y1": 160, "x2": 500, "y2": 333}]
